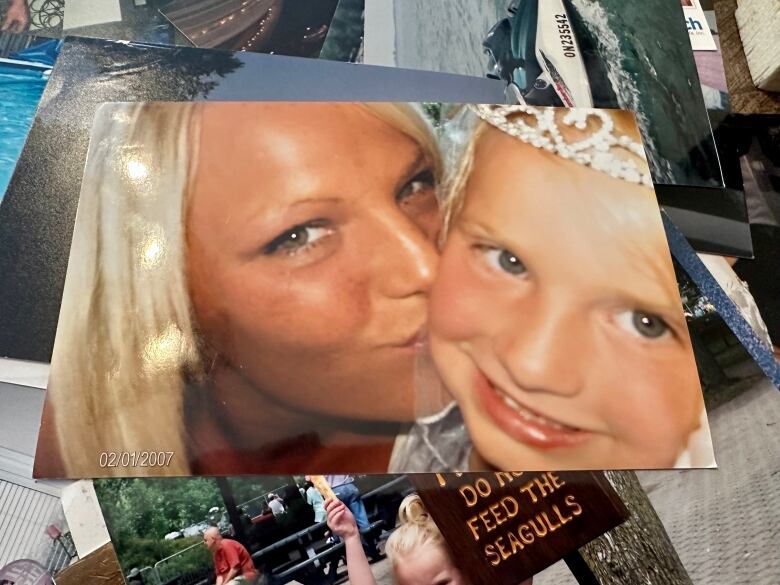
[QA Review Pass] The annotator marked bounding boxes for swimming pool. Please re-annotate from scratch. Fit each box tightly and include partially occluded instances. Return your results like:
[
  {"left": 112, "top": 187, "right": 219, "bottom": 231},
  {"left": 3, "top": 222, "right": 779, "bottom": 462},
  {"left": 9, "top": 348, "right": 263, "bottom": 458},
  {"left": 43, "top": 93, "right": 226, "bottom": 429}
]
[{"left": 0, "top": 59, "right": 49, "bottom": 201}]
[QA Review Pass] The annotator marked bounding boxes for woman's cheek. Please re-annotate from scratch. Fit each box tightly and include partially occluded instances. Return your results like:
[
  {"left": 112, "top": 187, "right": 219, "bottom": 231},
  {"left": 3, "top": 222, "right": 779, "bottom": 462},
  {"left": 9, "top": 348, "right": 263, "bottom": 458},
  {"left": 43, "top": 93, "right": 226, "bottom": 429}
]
[{"left": 228, "top": 260, "right": 373, "bottom": 356}]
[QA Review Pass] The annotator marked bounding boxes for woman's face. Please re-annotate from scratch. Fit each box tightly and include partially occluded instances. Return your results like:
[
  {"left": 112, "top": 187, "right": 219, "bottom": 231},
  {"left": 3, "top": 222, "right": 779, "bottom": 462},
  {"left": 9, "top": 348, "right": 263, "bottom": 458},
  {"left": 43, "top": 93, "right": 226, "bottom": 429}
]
[
  {"left": 394, "top": 546, "right": 467, "bottom": 585},
  {"left": 187, "top": 103, "right": 439, "bottom": 422},
  {"left": 429, "top": 128, "right": 704, "bottom": 469}
]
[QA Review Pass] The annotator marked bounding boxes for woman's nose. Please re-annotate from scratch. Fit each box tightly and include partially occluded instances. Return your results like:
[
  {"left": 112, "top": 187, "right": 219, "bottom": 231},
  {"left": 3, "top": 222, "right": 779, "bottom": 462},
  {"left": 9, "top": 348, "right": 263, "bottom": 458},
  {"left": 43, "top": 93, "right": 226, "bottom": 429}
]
[
  {"left": 492, "top": 296, "right": 585, "bottom": 397},
  {"left": 371, "top": 211, "right": 439, "bottom": 299}
]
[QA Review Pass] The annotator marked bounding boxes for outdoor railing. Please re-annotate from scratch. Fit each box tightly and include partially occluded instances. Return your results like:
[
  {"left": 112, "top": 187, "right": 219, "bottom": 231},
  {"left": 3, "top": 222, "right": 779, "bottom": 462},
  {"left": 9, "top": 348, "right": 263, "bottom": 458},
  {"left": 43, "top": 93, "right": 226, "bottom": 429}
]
[{"left": 153, "top": 541, "right": 211, "bottom": 585}]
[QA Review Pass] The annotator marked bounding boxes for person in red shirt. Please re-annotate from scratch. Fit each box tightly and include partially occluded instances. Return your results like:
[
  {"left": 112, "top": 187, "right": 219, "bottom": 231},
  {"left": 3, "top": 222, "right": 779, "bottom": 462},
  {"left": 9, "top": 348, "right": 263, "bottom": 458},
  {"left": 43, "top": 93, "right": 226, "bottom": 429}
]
[{"left": 203, "top": 527, "right": 259, "bottom": 585}]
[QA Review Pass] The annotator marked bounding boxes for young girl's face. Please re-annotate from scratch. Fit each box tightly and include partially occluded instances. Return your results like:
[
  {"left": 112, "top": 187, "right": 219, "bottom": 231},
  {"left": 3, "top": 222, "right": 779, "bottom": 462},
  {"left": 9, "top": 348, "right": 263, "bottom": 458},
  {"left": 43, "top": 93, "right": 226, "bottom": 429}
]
[
  {"left": 394, "top": 546, "right": 467, "bottom": 585},
  {"left": 429, "top": 127, "right": 704, "bottom": 470}
]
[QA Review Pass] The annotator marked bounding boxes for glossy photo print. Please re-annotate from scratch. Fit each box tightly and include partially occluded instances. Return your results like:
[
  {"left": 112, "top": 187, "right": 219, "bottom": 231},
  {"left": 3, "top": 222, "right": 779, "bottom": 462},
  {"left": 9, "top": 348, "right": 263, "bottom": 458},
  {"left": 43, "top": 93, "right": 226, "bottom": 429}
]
[
  {"left": 391, "top": 104, "right": 716, "bottom": 474},
  {"left": 91, "top": 472, "right": 623, "bottom": 585},
  {"left": 91, "top": 475, "right": 428, "bottom": 585},
  {"left": 33, "top": 102, "right": 714, "bottom": 479},
  {"left": 0, "top": 32, "right": 59, "bottom": 201},
  {"left": 160, "top": 0, "right": 340, "bottom": 58},
  {"left": 62, "top": 0, "right": 340, "bottom": 57}
]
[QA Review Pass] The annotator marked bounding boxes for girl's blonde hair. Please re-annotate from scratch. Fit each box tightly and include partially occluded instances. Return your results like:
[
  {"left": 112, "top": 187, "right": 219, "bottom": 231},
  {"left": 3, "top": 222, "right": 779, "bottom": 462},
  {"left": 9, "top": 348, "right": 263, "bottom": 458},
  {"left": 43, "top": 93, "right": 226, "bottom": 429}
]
[
  {"left": 385, "top": 494, "right": 448, "bottom": 566},
  {"left": 46, "top": 101, "right": 441, "bottom": 477}
]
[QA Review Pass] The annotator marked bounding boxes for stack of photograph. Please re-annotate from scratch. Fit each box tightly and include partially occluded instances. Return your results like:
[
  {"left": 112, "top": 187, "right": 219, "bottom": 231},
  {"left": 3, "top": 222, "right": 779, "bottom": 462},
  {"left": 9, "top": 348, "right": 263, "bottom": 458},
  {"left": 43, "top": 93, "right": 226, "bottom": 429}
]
[{"left": 0, "top": 1, "right": 778, "bottom": 585}]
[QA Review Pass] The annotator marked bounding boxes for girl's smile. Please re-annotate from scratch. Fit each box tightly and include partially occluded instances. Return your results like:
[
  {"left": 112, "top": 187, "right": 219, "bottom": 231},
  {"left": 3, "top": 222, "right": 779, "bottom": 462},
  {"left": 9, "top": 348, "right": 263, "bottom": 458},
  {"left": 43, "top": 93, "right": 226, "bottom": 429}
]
[{"left": 474, "top": 368, "right": 594, "bottom": 449}]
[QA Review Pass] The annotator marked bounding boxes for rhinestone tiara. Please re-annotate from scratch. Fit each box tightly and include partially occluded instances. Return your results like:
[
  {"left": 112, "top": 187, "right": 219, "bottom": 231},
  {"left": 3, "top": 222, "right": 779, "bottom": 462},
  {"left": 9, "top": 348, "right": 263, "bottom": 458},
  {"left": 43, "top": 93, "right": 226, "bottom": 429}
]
[{"left": 469, "top": 104, "right": 653, "bottom": 187}]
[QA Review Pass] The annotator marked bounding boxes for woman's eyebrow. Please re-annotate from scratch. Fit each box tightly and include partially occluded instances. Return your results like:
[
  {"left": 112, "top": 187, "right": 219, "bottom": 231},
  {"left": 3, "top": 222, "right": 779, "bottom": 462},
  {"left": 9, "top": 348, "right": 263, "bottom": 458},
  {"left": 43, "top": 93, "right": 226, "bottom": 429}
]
[{"left": 287, "top": 196, "right": 342, "bottom": 209}]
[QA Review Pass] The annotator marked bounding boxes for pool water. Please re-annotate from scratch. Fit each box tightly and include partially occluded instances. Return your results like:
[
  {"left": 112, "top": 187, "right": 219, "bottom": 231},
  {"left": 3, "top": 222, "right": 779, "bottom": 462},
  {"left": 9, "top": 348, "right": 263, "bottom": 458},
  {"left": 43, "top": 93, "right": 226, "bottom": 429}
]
[{"left": 0, "top": 64, "right": 47, "bottom": 200}]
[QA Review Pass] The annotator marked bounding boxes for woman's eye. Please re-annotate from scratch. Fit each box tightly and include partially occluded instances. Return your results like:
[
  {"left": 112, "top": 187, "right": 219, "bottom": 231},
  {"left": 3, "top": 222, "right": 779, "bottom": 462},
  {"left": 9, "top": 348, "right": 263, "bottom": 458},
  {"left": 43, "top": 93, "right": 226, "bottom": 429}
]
[
  {"left": 397, "top": 169, "right": 436, "bottom": 202},
  {"left": 616, "top": 310, "right": 671, "bottom": 339},
  {"left": 263, "top": 222, "right": 332, "bottom": 255},
  {"left": 481, "top": 246, "right": 527, "bottom": 276}
]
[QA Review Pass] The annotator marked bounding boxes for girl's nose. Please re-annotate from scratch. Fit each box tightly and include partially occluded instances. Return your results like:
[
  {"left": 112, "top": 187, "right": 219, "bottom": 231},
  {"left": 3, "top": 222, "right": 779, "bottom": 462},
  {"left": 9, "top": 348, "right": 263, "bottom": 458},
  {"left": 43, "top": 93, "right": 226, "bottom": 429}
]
[{"left": 492, "top": 295, "right": 585, "bottom": 397}]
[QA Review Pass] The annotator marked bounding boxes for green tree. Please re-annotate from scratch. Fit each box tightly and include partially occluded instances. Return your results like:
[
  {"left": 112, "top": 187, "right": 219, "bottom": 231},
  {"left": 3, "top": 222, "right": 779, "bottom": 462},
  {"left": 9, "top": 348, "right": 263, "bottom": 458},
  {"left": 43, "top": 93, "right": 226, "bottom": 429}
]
[{"left": 94, "top": 477, "right": 223, "bottom": 562}]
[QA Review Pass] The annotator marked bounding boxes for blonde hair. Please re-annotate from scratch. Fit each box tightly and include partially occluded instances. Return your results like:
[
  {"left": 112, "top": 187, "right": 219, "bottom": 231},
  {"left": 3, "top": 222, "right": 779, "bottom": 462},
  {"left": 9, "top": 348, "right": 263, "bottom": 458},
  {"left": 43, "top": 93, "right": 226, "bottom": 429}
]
[
  {"left": 365, "top": 102, "right": 443, "bottom": 179},
  {"left": 385, "top": 494, "right": 448, "bottom": 567},
  {"left": 46, "top": 102, "right": 441, "bottom": 477}
]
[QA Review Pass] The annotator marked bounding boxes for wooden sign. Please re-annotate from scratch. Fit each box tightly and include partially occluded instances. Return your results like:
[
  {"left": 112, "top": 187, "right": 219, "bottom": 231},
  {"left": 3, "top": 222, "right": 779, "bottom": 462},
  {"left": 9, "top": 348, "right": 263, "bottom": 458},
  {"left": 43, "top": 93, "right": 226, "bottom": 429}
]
[
  {"left": 54, "top": 543, "right": 125, "bottom": 585},
  {"left": 411, "top": 471, "right": 629, "bottom": 585}
]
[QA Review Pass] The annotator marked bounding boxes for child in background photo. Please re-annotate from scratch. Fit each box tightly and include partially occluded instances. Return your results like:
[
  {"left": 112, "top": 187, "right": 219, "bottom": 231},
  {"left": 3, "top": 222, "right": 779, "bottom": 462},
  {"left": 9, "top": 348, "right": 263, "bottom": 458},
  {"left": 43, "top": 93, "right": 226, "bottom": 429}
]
[
  {"left": 324, "top": 495, "right": 531, "bottom": 585},
  {"left": 398, "top": 104, "right": 715, "bottom": 473}
]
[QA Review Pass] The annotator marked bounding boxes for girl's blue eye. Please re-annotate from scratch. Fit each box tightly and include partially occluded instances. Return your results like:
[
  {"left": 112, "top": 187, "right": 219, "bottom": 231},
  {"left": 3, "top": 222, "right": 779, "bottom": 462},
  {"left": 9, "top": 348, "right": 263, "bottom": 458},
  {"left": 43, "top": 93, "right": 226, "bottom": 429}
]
[
  {"left": 616, "top": 310, "right": 671, "bottom": 339},
  {"left": 482, "top": 247, "right": 527, "bottom": 276}
]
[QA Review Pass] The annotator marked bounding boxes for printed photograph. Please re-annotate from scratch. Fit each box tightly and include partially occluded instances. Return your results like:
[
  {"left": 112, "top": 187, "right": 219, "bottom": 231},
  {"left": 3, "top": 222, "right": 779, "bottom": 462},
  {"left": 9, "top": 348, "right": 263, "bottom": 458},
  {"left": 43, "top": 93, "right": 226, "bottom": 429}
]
[
  {"left": 32, "top": 101, "right": 713, "bottom": 479},
  {"left": 680, "top": 0, "right": 716, "bottom": 52},
  {"left": 92, "top": 474, "right": 425, "bottom": 585},
  {"left": 684, "top": 0, "right": 729, "bottom": 111},
  {"left": 90, "top": 449, "right": 780, "bottom": 585},
  {"left": 92, "top": 472, "right": 626, "bottom": 585},
  {"left": 62, "top": 0, "right": 186, "bottom": 46},
  {"left": 160, "top": 0, "right": 340, "bottom": 58},
  {"left": 0, "top": 30, "right": 59, "bottom": 201},
  {"left": 363, "top": 0, "right": 722, "bottom": 189},
  {"left": 62, "top": 0, "right": 341, "bottom": 58},
  {"left": 0, "top": 0, "right": 62, "bottom": 36},
  {"left": 0, "top": 36, "right": 503, "bottom": 366}
]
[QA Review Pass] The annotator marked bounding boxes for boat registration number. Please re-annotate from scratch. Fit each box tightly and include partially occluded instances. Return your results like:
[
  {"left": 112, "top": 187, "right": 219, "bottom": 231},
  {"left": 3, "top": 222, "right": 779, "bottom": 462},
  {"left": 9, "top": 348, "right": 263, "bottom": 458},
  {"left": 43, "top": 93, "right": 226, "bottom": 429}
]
[{"left": 555, "top": 14, "right": 577, "bottom": 58}]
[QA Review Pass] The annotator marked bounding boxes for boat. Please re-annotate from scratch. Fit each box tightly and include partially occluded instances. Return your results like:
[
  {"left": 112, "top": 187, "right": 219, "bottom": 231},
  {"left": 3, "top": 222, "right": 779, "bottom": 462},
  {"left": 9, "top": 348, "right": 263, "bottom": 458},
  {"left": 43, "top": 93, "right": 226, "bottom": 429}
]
[{"left": 484, "top": 0, "right": 594, "bottom": 107}]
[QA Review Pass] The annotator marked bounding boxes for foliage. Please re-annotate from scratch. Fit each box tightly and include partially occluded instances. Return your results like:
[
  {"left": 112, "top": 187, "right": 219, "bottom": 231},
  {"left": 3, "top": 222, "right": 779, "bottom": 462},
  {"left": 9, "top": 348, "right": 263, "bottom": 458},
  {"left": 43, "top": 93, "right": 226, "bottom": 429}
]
[
  {"left": 94, "top": 477, "right": 223, "bottom": 563},
  {"left": 94, "top": 475, "right": 303, "bottom": 574}
]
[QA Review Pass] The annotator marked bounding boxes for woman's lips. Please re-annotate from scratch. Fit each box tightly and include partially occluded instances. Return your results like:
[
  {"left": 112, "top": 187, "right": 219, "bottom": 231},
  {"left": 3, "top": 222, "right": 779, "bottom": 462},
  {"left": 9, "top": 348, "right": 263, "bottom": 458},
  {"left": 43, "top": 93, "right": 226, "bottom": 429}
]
[{"left": 474, "top": 370, "right": 592, "bottom": 450}]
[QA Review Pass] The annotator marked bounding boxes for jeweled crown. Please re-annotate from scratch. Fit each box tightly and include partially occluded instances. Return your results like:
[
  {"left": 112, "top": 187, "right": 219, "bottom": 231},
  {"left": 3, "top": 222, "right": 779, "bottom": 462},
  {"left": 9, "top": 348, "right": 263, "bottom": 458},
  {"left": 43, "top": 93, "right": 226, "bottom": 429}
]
[{"left": 469, "top": 104, "right": 653, "bottom": 187}]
